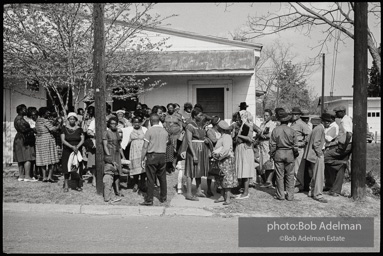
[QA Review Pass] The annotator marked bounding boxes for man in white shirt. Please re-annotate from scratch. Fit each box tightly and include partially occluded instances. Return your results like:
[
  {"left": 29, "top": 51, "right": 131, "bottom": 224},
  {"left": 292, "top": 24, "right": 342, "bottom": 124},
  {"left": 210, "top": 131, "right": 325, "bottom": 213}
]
[{"left": 324, "top": 111, "right": 339, "bottom": 146}]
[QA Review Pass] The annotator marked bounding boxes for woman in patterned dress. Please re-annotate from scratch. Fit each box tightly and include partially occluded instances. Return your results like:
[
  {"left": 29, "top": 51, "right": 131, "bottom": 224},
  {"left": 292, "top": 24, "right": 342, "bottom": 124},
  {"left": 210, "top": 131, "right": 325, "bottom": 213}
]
[
  {"left": 129, "top": 116, "right": 147, "bottom": 193},
  {"left": 164, "top": 103, "right": 183, "bottom": 173},
  {"left": 184, "top": 108, "right": 212, "bottom": 201},
  {"left": 212, "top": 120, "right": 238, "bottom": 205},
  {"left": 60, "top": 112, "right": 85, "bottom": 192},
  {"left": 35, "top": 107, "right": 61, "bottom": 182},
  {"left": 13, "top": 104, "right": 37, "bottom": 182},
  {"left": 103, "top": 117, "right": 127, "bottom": 197}
]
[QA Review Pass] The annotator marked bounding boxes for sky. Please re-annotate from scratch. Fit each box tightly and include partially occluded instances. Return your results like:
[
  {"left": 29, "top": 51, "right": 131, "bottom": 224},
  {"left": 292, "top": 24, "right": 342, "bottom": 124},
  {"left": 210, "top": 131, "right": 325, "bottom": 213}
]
[{"left": 150, "top": 2, "right": 381, "bottom": 98}]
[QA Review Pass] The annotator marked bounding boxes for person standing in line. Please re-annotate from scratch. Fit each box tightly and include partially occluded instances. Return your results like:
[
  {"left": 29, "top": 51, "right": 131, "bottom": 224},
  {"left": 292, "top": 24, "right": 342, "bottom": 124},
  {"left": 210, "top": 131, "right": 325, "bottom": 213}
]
[
  {"left": 105, "top": 103, "right": 115, "bottom": 121},
  {"left": 212, "top": 120, "right": 238, "bottom": 205},
  {"left": 259, "top": 109, "right": 276, "bottom": 188},
  {"left": 76, "top": 108, "right": 84, "bottom": 124},
  {"left": 116, "top": 109, "right": 131, "bottom": 129},
  {"left": 86, "top": 107, "right": 97, "bottom": 186},
  {"left": 183, "top": 108, "right": 212, "bottom": 201},
  {"left": 35, "top": 107, "right": 61, "bottom": 182},
  {"left": 301, "top": 113, "right": 313, "bottom": 130},
  {"left": 13, "top": 104, "right": 38, "bottom": 182},
  {"left": 289, "top": 107, "right": 312, "bottom": 192},
  {"left": 60, "top": 112, "right": 84, "bottom": 192},
  {"left": 238, "top": 102, "right": 254, "bottom": 124},
  {"left": 129, "top": 116, "right": 148, "bottom": 193},
  {"left": 24, "top": 106, "right": 39, "bottom": 180},
  {"left": 302, "top": 112, "right": 332, "bottom": 203},
  {"left": 103, "top": 117, "right": 126, "bottom": 197},
  {"left": 139, "top": 114, "right": 169, "bottom": 206},
  {"left": 206, "top": 116, "right": 222, "bottom": 197},
  {"left": 270, "top": 110, "right": 298, "bottom": 201},
  {"left": 180, "top": 102, "right": 193, "bottom": 125},
  {"left": 164, "top": 103, "right": 183, "bottom": 173},
  {"left": 234, "top": 111, "right": 255, "bottom": 199}
]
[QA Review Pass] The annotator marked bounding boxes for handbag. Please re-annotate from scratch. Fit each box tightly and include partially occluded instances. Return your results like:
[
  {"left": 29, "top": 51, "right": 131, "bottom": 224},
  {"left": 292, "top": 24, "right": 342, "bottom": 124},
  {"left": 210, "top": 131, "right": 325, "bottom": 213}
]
[
  {"left": 83, "top": 137, "right": 95, "bottom": 151},
  {"left": 208, "top": 160, "right": 224, "bottom": 177},
  {"left": 24, "top": 129, "right": 36, "bottom": 146}
]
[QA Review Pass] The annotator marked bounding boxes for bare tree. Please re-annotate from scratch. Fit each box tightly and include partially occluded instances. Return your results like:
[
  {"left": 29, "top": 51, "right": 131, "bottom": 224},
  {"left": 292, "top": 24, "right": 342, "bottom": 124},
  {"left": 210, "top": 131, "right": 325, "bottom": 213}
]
[{"left": 234, "top": 2, "right": 381, "bottom": 76}]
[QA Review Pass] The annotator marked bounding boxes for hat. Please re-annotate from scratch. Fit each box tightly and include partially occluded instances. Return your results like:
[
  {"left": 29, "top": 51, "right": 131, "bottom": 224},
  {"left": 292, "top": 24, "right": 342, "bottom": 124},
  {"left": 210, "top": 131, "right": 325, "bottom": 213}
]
[
  {"left": 291, "top": 107, "right": 303, "bottom": 115},
  {"left": 116, "top": 109, "right": 125, "bottom": 114},
  {"left": 333, "top": 105, "right": 346, "bottom": 112},
  {"left": 327, "top": 110, "right": 336, "bottom": 118},
  {"left": 67, "top": 112, "right": 78, "bottom": 120},
  {"left": 239, "top": 102, "right": 249, "bottom": 108},
  {"left": 211, "top": 116, "right": 221, "bottom": 126},
  {"left": 274, "top": 108, "right": 285, "bottom": 119},
  {"left": 320, "top": 113, "right": 333, "bottom": 122},
  {"left": 277, "top": 109, "right": 292, "bottom": 122},
  {"left": 217, "top": 120, "right": 230, "bottom": 130}
]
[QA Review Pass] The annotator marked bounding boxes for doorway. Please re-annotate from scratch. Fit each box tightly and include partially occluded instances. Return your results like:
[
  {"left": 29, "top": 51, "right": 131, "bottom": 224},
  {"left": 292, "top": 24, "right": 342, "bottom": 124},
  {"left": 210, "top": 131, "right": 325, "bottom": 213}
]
[{"left": 196, "top": 88, "right": 224, "bottom": 119}]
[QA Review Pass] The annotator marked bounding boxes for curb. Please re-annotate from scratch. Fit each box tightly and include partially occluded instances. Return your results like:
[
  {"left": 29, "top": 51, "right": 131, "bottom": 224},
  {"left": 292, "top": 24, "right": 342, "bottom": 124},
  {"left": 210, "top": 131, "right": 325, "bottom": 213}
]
[{"left": 3, "top": 203, "right": 216, "bottom": 217}]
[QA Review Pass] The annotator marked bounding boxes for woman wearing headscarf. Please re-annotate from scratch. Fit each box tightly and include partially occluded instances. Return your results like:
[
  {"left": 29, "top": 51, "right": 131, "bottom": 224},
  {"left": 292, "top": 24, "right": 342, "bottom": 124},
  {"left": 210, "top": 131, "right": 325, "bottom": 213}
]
[
  {"left": 116, "top": 109, "right": 132, "bottom": 129},
  {"left": 60, "top": 112, "right": 85, "bottom": 192},
  {"left": 205, "top": 116, "right": 221, "bottom": 197},
  {"left": 129, "top": 116, "right": 148, "bottom": 193},
  {"left": 212, "top": 120, "right": 238, "bottom": 205},
  {"left": 35, "top": 107, "right": 61, "bottom": 182},
  {"left": 184, "top": 108, "right": 212, "bottom": 201},
  {"left": 13, "top": 104, "right": 37, "bottom": 182},
  {"left": 233, "top": 111, "right": 255, "bottom": 199}
]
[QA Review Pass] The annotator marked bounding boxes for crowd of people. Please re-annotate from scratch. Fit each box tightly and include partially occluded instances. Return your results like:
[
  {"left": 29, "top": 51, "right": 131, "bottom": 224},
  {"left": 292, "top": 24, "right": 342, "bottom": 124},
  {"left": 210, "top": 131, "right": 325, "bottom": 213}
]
[{"left": 12, "top": 100, "right": 353, "bottom": 205}]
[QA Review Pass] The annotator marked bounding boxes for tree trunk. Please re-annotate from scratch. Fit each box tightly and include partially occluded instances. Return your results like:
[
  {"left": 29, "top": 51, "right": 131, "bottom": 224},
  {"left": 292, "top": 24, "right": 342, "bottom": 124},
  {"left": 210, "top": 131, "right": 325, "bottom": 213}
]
[{"left": 367, "top": 34, "right": 381, "bottom": 76}]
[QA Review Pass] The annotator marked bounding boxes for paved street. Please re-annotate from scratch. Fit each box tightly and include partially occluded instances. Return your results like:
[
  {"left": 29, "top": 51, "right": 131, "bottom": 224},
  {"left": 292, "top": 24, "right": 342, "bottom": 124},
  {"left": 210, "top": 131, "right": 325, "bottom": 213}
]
[{"left": 3, "top": 212, "right": 380, "bottom": 253}]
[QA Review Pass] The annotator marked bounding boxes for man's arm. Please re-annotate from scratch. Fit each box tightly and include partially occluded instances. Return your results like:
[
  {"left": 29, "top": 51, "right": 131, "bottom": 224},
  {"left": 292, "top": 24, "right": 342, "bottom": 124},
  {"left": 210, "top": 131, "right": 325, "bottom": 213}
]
[{"left": 141, "top": 140, "right": 149, "bottom": 168}]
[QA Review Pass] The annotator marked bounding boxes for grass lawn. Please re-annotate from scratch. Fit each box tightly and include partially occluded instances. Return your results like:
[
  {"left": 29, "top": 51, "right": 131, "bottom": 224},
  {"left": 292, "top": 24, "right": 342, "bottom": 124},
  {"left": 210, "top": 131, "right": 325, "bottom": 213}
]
[
  {"left": 3, "top": 143, "right": 380, "bottom": 217},
  {"left": 3, "top": 167, "right": 178, "bottom": 207}
]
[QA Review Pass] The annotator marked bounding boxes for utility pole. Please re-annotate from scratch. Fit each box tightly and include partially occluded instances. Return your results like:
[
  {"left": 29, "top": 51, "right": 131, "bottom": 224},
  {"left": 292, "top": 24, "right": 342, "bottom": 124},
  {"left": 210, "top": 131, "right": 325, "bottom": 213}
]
[
  {"left": 93, "top": 3, "right": 106, "bottom": 195},
  {"left": 321, "top": 53, "right": 325, "bottom": 114},
  {"left": 351, "top": 2, "right": 368, "bottom": 200}
]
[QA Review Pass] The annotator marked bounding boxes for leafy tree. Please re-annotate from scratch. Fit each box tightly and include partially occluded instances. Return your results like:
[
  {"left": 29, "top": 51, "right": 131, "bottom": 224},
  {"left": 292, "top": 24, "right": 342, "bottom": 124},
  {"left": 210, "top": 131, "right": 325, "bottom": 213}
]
[
  {"left": 273, "top": 61, "right": 317, "bottom": 113},
  {"left": 3, "top": 3, "right": 172, "bottom": 116},
  {"left": 368, "top": 43, "right": 381, "bottom": 97}
]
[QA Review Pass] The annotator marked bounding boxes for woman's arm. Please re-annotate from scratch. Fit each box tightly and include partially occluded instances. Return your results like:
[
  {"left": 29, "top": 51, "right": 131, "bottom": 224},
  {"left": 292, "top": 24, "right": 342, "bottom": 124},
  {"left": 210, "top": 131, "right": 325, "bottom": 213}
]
[
  {"left": 186, "top": 127, "right": 197, "bottom": 162},
  {"left": 77, "top": 133, "right": 85, "bottom": 149},
  {"left": 61, "top": 133, "right": 76, "bottom": 151}
]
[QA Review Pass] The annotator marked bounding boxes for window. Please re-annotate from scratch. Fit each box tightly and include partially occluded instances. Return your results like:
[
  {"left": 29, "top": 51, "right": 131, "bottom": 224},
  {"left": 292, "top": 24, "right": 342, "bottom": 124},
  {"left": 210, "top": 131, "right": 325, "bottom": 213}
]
[
  {"left": 372, "top": 112, "right": 376, "bottom": 117},
  {"left": 376, "top": 112, "right": 380, "bottom": 117},
  {"left": 368, "top": 112, "right": 371, "bottom": 117}
]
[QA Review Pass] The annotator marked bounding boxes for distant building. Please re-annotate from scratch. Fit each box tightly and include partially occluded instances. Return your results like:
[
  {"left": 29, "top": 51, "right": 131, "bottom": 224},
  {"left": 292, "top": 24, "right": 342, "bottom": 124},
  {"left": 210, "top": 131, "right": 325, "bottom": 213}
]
[{"left": 324, "top": 96, "right": 381, "bottom": 140}]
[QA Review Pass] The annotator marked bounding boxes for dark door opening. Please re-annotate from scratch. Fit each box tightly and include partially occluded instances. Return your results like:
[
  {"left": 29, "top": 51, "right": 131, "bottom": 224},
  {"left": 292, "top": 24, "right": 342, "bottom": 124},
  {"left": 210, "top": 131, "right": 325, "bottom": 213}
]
[{"left": 196, "top": 88, "right": 224, "bottom": 119}]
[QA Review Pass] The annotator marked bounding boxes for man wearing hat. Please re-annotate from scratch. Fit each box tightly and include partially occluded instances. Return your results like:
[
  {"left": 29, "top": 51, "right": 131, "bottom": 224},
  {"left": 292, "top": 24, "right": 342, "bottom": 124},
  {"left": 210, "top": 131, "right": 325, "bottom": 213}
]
[
  {"left": 302, "top": 112, "right": 332, "bottom": 203},
  {"left": 333, "top": 105, "right": 353, "bottom": 148},
  {"left": 289, "top": 107, "right": 312, "bottom": 192},
  {"left": 269, "top": 109, "right": 299, "bottom": 201},
  {"left": 301, "top": 113, "right": 313, "bottom": 130},
  {"left": 239, "top": 102, "right": 254, "bottom": 124}
]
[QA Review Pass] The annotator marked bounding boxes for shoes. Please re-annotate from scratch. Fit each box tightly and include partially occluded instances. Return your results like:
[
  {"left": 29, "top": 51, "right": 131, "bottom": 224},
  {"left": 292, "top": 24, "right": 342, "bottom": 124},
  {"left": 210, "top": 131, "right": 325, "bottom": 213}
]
[
  {"left": 260, "top": 183, "right": 274, "bottom": 189},
  {"left": 38, "top": 177, "right": 43, "bottom": 181},
  {"left": 328, "top": 192, "right": 340, "bottom": 197},
  {"left": 159, "top": 198, "right": 167, "bottom": 203},
  {"left": 195, "top": 192, "right": 206, "bottom": 198},
  {"left": 313, "top": 197, "right": 328, "bottom": 203},
  {"left": 48, "top": 179, "right": 56, "bottom": 183},
  {"left": 236, "top": 194, "right": 249, "bottom": 200},
  {"left": 294, "top": 187, "right": 300, "bottom": 193},
  {"left": 75, "top": 187, "right": 83, "bottom": 192},
  {"left": 133, "top": 185, "right": 138, "bottom": 193},
  {"left": 115, "top": 193, "right": 124, "bottom": 197},
  {"left": 177, "top": 189, "right": 183, "bottom": 194},
  {"left": 64, "top": 188, "right": 69, "bottom": 193},
  {"left": 110, "top": 198, "right": 122, "bottom": 203},
  {"left": 139, "top": 201, "right": 153, "bottom": 206},
  {"left": 43, "top": 179, "right": 49, "bottom": 183},
  {"left": 323, "top": 187, "right": 331, "bottom": 192},
  {"left": 206, "top": 191, "right": 214, "bottom": 198},
  {"left": 18, "top": 178, "right": 24, "bottom": 181},
  {"left": 24, "top": 178, "right": 38, "bottom": 182},
  {"left": 214, "top": 197, "right": 225, "bottom": 203},
  {"left": 185, "top": 195, "right": 199, "bottom": 201},
  {"left": 223, "top": 201, "right": 231, "bottom": 205},
  {"left": 216, "top": 188, "right": 222, "bottom": 194},
  {"left": 273, "top": 195, "right": 285, "bottom": 200}
]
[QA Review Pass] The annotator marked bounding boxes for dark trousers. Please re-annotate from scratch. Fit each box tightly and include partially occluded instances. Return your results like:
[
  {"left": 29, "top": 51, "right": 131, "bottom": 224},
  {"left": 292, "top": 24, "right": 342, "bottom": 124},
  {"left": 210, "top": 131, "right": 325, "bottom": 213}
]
[
  {"left": 145, "top": 153, "right": 167, "bottom": 202},
  {"left": 325, "top": 162, "right": 346, "bottom": 194}
]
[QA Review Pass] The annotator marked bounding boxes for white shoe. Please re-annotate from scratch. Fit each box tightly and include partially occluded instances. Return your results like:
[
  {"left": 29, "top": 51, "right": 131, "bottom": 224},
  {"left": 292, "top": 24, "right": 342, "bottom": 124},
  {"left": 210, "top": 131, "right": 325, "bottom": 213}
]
[
  {"left": 18, "top": 178, "right": 24, "bottom": 181},
  {"left": 24, "top": 178, "right": 38, "bottom": 182},
  {"left": 177, "top": 189, "right": 183, "bottom": 194}
]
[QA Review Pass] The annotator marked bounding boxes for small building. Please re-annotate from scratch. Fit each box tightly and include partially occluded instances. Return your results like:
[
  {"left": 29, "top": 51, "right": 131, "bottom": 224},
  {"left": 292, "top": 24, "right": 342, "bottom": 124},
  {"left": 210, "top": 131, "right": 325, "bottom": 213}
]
[
  {"left": 3, "top": 27, "right": 263, "bottom": 165},
  {"left": 324, "top": 96, "right": 381, "bottom": 140}
]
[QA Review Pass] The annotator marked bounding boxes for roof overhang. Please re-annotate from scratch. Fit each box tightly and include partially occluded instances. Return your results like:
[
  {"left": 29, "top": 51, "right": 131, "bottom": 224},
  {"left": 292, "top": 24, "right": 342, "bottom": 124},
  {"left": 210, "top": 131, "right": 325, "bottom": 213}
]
[{"left": 112, "top": 70, "right": 254, "bottom": 76}]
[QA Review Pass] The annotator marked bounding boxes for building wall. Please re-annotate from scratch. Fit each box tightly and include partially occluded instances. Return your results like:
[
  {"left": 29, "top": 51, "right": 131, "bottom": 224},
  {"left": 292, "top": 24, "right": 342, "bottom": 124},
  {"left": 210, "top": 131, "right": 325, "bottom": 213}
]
[{"left": 138, "top": 75, "right": 255, "bottom": 124}]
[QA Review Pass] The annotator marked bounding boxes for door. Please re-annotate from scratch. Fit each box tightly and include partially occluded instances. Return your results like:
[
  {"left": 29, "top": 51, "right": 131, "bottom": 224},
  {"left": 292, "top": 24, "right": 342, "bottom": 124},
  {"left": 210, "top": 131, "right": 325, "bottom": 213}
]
[{"left": 196, "top": 88, "right": 224, "bottom": 119}]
